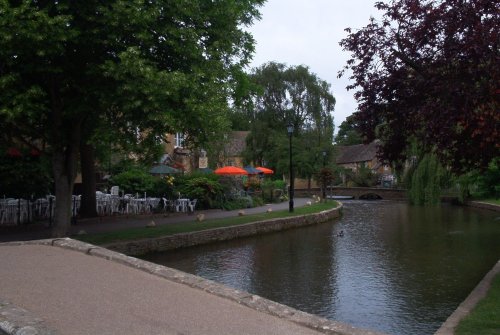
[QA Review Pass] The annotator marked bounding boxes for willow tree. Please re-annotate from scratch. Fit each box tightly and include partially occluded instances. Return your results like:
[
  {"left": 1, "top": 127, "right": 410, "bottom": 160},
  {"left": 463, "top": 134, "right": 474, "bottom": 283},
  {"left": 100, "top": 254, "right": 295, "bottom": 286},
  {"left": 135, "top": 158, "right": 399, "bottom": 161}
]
[
  {"left": 409, "top": 153, "right": 445, "bottom": 205},
  {"left": 0, "top": 0, "right": 264, "bottom": 236},
  {"left": 242, "top": 62, "right": 336, "bottom": 180}
]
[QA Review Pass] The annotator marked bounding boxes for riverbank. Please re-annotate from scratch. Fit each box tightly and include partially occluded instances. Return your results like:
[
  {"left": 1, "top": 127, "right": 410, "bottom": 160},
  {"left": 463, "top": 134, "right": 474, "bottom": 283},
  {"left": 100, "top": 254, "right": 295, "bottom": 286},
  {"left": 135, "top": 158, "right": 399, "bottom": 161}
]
[
  {"left": 2, "top": 199, "right": 496, "bottom": 334},
  {"left": 436, "top": 261, "right": 500, "bottom": 335},
  {"left": 435, "top": 199, "right": 500, "bottom": 335},
  {"left": 1, "top": 239, "right": 384, "bottom": 335},
  {"left": 465, "top": 200, "right": 500, "bottom": 212},
  {"left": 94, "top": 201, "right": 342, "bottom": 256}
]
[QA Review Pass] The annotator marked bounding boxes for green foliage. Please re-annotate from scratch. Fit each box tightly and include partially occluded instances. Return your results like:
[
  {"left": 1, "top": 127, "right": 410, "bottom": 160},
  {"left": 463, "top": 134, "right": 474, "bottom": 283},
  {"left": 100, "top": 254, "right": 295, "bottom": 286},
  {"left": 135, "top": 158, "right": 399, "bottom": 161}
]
[
  {"left": 0, "top": 148, "right": 52, "bottom": 198},
  {"left": 0, "top": 0, "right": 265, "bottom": 234},
  {"left": 409, "top": 154, "right": 446, "bottom": 206},
  {"left": 335, "top": 116, "right": 363, "bottom": 145},
  {"left": 347, "top": 164, "right": 377, "bottom": 187},
  {"left": 260, "top": 179, "right": 286, "bottom": 203},
  {"left": 109, "top": 168, "right": 156, "bottom": 195},
  {"left": 240, "top": 62, "right": 336, "bottom": 177},
  {"left": 456, "top": 274, "right": 500, "bottom": 335},
  {"left": 315, "top": 167, "right": 337, "bottom": 200},
  {"left": 244, "top": 179, "right": 261, "bottom": 192},
  {"left": 458, "top": 158, "right": 500, "bottom": 201},
  {"left": 315, "top": 167, "right": 336, "bottom": 188},
  {"left": 174, "top": 174, "right": 224, "bottom": 209}
]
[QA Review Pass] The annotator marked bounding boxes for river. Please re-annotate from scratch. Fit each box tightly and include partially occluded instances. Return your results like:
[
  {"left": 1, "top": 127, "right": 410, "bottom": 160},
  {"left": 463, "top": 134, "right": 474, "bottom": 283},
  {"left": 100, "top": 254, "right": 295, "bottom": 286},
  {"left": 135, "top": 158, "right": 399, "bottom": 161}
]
[{"left": 143, "top": 201, "right": 500, "bottom": 335}]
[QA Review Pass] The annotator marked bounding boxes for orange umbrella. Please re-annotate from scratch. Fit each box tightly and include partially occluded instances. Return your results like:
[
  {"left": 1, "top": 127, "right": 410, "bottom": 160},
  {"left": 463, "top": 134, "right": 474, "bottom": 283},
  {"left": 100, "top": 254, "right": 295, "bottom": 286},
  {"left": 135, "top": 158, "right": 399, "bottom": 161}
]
[
  {"left": 214, "top": 166, "right": 249, "bottom": 175},
  {"left": 256, "top": 167, "right": 274, "bottom": 174}
]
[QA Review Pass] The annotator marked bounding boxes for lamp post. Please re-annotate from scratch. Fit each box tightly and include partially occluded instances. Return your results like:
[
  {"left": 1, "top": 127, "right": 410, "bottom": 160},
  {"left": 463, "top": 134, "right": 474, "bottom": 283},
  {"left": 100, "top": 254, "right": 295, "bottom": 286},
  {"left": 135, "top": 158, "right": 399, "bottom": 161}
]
[
  {"left": 322, "top": 150, "right": 327, "bottom": 201},
  {"left": 287, "top": 123, "right": 294, "bottom": 212}
]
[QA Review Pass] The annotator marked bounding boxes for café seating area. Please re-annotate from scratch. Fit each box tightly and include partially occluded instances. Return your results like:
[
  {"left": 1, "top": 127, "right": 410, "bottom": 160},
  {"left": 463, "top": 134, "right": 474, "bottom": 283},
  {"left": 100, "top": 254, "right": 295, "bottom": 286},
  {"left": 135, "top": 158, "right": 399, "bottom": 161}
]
[{"left": 0, "top": 187, "right": 197, "bottom": 226}]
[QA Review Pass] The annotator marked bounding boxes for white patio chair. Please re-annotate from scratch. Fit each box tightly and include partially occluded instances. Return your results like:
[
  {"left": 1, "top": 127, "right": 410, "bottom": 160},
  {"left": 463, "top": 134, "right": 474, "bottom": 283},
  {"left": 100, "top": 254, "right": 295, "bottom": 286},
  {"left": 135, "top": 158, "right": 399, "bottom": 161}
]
[
  {"left": 110, "top": 186, "right": 119, "bottom": 196},
  {"left": 175, "top": 199, "right": 188, "bottom": 212},
  {"left": 187, "top": 199, "right": 197, "bottom": 213}
]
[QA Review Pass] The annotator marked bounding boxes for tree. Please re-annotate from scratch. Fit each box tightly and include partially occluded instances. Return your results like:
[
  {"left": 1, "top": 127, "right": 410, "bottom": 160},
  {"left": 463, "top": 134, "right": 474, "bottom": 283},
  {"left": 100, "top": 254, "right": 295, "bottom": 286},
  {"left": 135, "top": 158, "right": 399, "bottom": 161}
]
[
  {"left": 335, "top": 115, "right": 363, "bottom": 145},
  {"left": 0, "top": 0, "right": 264, "bottom": 236},
  {"left": 339, "top": 0, "right": 499, "bottom": 172},
  {"left": 241, "top": 62, "right": 336, "bottom": 180},
  {"left": 408, "top": 153, "right": 446, "bottom": 205}
]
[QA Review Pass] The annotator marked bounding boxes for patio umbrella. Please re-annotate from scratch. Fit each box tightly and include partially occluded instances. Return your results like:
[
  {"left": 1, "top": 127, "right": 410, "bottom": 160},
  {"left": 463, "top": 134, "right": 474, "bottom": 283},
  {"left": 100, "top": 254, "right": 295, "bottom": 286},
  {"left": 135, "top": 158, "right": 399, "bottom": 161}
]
[
  {"left": 243, "top": 166, "right": 264, "bottom": 175},
  {"left": 149, "top": 165, "right": 181, "bottom": 175},
  {"left": 256, "top": 166, "right": 274, "bottom": 174},
  {"left": 214, "top": 166, "right": 248, "bottom": 175}
]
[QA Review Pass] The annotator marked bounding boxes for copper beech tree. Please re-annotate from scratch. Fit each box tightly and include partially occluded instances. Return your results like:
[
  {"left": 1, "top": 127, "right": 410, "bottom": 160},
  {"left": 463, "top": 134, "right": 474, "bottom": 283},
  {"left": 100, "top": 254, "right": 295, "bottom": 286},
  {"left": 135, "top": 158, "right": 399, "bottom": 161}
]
[{"left": 339, "top": 0, "right": 499, "bottom": 172}]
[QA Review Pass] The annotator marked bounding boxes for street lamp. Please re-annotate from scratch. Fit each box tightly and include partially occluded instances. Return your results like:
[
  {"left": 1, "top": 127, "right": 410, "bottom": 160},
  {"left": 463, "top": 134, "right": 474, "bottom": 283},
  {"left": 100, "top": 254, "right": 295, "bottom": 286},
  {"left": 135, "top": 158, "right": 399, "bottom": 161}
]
[
  {"left": 322, "top": 150, "right": 327, "bottom": 201},
  {"left": 287, "top": 123, "right": 294, "bottom": 212}
]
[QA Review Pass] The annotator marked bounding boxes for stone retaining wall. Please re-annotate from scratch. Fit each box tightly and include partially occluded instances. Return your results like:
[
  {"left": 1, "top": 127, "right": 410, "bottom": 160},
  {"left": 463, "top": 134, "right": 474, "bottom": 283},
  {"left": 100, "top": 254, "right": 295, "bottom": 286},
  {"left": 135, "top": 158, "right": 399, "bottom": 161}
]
[
  {"left": 104, "top": 204, "right": 343, "bottom": 256},
  {"left": 465, "top": 201, "right": 500, "bottom": 212}
]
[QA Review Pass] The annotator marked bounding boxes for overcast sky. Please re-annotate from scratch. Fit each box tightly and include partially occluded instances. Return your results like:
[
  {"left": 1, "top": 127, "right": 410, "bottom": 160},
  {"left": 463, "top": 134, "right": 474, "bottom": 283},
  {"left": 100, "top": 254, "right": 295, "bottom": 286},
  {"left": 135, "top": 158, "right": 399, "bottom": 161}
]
[{"left": 246, "top": 0, "right": 382, "bottom": 132}]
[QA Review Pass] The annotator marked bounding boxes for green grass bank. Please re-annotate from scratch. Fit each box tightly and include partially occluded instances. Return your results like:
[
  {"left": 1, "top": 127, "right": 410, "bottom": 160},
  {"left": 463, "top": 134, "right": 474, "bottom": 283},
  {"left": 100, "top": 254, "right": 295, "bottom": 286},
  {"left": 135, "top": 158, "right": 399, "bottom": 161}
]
[
  {"left": 456, "top": 273, "right": 500, "bottom": 335},
  {"left": 75, "top": 201, "right": 338, "bottom": 246}
]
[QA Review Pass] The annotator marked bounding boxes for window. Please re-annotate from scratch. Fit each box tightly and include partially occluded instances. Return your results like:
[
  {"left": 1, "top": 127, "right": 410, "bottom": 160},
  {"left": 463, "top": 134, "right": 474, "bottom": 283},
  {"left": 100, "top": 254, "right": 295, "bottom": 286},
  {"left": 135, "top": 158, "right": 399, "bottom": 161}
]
[{"left": 175, "top": 133, "right": 185, "bottom": 148}]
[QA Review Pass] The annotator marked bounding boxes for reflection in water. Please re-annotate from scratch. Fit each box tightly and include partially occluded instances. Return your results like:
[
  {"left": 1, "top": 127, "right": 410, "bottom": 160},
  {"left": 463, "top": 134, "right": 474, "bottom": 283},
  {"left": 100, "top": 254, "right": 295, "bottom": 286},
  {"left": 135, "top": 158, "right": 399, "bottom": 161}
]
[{"left": 143, "top": 201, "right": 500, "bottom": 335}]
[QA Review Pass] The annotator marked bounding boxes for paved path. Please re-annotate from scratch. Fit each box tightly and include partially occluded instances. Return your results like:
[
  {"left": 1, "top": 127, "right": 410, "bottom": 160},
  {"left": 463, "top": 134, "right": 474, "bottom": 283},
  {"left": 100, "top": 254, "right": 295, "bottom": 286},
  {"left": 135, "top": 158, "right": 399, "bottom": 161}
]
[
  {"left": 0, "top": 242, "right": 332, "bottom": 335},
  {"left": 0, "top": 197, "right": 365, "bottom": 335},
  {"left": 0, "top": 198, "right": 312, "bottom": 242}
]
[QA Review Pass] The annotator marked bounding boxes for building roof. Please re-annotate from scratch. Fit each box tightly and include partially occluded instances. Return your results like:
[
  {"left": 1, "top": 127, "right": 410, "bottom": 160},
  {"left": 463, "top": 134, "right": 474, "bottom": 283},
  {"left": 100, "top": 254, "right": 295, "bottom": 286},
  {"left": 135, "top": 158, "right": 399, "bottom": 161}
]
[
  {"left": 336, "top": 140, "right": 380, "bottom": 164},
  {"left": 225, "top": 131, "right": 250, "bottom": 156}
]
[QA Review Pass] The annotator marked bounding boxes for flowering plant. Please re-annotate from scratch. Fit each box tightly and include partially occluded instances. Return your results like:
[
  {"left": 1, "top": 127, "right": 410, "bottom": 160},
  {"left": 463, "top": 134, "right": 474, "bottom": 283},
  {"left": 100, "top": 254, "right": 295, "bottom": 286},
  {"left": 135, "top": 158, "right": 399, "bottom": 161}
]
[{"left": 165, "top": 175, "right": 175, "bottom": 186}]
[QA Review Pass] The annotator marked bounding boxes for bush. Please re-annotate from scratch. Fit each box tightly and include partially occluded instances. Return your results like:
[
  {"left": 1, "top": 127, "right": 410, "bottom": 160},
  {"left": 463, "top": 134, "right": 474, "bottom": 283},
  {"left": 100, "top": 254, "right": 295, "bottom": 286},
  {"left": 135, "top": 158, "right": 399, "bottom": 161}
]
[
  {"left": 110, "top": 168, "right": 156, "bottom": 195},
  {"left": 174, "top": 173, "right": 224, "bottom": 209},
  {"left": 458, "top": 158, "right": 500, "bottom": 201},
  {"left": 261, "top": 179, "right": 286, "bottom": 203},
  {"left": 347, "top": 164, "right": 377, "bottom": 187}
]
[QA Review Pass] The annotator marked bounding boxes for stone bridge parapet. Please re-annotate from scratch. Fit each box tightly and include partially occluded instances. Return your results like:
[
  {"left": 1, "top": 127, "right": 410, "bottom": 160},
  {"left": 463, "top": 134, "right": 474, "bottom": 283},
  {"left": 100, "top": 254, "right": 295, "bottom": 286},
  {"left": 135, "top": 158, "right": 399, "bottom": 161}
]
[{"left": 296, "top": 187, "right": 407, "bottom": 200}]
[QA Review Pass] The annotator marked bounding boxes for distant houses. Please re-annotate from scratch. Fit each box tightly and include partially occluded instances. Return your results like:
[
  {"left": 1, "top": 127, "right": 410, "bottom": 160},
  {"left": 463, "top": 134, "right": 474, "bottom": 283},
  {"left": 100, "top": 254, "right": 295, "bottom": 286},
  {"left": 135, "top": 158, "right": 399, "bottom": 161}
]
[
  {"left": 336, "top": 140, "right": 394, "bottom": 187},
  {"left": 158, "top": 131, "right": 250, "bottom": 173}
]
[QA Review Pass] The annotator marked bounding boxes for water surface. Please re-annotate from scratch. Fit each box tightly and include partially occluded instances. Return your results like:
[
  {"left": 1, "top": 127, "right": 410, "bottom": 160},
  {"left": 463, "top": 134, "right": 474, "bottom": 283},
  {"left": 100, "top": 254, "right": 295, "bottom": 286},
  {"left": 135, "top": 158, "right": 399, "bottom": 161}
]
[{"left": 143, "top": 201, "right": 500, "bottom": 335}]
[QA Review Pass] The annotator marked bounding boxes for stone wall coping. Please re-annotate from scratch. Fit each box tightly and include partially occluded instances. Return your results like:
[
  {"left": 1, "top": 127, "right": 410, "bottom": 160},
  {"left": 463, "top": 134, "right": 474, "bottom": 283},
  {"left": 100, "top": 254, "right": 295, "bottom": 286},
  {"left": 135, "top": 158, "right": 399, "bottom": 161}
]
[
  {"left": 0, "top": 298, "right": 57, "bottom": 335},
  {"left": 465, "top": 200, "right": 500, "bottom": 212}
]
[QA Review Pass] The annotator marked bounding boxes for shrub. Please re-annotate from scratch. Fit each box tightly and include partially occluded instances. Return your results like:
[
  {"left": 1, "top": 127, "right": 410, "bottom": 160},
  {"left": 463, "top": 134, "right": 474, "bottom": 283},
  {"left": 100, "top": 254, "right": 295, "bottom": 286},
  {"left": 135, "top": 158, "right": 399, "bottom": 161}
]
[
  {"left": 347, "top": 164, "right": 377, "bottom": 187},
  {"left": 261, "top": 180, "right": 287, "bottom": 202},
  {"left": 110, "top": 168, "right": 156, "bottom": 195},
  {"left": 174, "top": 174, "right": 224, "bottom": 209}
]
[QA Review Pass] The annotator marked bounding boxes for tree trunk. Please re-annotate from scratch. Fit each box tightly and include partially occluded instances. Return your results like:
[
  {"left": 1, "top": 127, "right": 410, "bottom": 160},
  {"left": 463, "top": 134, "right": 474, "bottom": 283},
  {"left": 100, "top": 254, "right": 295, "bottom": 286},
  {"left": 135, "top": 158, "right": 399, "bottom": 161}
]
[
  {"left": 51, "top": 148, "right": 78, "bottom": 237},
  {"left": 79, "top": 143, "right": 97, "bottom": 218}
]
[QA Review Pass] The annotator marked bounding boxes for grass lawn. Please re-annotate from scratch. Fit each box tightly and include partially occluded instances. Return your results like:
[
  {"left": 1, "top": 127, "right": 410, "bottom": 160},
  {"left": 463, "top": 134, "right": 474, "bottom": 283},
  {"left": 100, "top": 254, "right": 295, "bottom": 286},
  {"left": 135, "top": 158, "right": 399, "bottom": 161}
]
[
  {"left": 75, "top": 201, "right": 339, "bottom": 246},
  {"left": 455, "top": 273, "right": 500, "bottom": 335}
]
